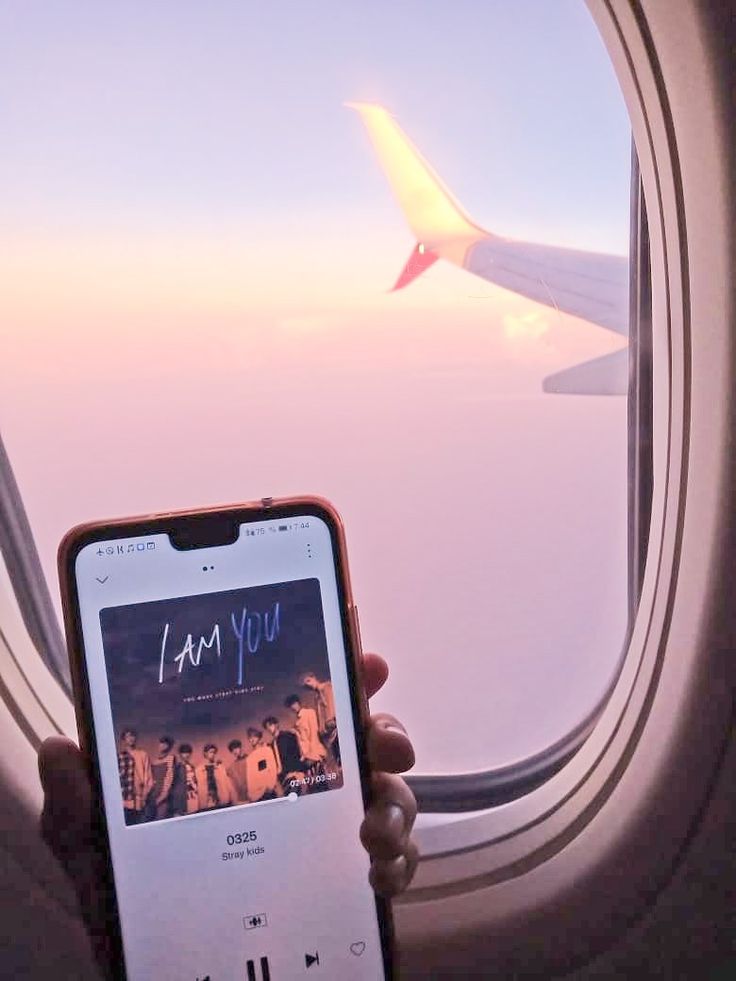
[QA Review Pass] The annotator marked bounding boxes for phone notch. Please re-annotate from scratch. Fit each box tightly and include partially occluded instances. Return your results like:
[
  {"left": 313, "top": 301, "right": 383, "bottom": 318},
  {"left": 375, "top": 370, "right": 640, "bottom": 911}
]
[{"left": 168, "top": 515, "right": 240, "bottom": 551}]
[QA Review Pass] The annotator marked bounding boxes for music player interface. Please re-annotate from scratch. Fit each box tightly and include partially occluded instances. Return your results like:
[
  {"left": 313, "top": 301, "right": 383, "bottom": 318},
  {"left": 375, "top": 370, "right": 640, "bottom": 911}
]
[{"left": 74, "top": 516, "right": 386, "bottom": 979}]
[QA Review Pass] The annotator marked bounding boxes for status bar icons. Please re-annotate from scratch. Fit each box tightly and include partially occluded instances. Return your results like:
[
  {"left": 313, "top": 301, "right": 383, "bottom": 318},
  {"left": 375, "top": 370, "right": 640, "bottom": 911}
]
[
  {"left": 96, "top": 542, "right": 155, "bottom": 557},
  {"left": 243, "top": 913, "right": 268, "bottom": 931}
]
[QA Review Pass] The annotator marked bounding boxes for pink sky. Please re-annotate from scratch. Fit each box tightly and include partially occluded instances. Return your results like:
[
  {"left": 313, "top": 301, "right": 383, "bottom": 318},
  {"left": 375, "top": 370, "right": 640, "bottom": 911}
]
[
  {"left": 0, "top": 1, "right": 631, "bottom": 775},
  {"left": 0, "top": 240, "right": 627, "bottom": 773}
]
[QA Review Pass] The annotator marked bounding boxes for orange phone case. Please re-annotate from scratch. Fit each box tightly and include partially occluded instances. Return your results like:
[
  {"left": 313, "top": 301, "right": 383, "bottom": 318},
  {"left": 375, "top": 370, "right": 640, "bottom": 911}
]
[{"left": 57, "top": 495, "right": 393, "bottom": 980}]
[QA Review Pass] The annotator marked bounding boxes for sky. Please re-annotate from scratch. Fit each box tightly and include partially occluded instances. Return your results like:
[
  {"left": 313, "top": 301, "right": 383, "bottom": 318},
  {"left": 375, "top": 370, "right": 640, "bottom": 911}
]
[{"left": 0, "top": 1, "right": 632, "bottom": 775}]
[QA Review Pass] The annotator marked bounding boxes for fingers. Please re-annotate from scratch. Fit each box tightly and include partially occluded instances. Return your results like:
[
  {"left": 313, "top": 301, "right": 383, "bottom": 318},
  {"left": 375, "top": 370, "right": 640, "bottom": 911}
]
[
  {"left": 369, "top": 839, "right": 419, "bottom": 898},
  {"left": 361, "top": 771, "right": 417, "bottom": 858},
  {"left": 38, "top": 738, "right": 117, "bottom": 976},
  {"left": 361, "top": 771, "right": 419, "bottom": 897},
  {"left": 38, "top": 735, "right": 87, "bottom": 795},
  {"left": 362, "top": 652, "right": 389, "bottom": 700},
  {"left": 359, "top": 656, "right": 419, "bottom": 896},
  {"left": 39, "top": 736, "right": 94, "bottom": 853},
  {"left": 361, "top": 652, "right": 413, "bottom": 773},
  {"left": 366, "top": 713, "right": 415, "bottom": 774}
]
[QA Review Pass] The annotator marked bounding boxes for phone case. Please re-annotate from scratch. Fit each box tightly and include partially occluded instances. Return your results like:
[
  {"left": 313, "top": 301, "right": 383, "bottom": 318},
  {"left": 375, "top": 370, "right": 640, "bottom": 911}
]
[{"left": 58, "top": 495, "right": 395, "bottom": 981}]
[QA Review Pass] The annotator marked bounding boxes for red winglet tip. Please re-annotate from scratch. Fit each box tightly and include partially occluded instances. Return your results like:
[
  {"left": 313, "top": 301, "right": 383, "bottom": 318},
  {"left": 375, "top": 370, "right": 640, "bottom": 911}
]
[{"left": 390, "top": 243, "right": 439, "bottom": 291}]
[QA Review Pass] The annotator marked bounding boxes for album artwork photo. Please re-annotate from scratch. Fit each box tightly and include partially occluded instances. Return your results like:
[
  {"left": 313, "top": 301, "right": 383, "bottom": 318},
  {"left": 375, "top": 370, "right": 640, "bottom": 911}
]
[{"left": 100, "top": 577, "right": 343, "bottom": 827}]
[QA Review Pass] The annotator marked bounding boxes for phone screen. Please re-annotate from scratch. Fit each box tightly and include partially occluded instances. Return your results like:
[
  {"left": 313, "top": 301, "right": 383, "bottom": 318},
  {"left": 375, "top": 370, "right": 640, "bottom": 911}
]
[{"left": 70, "top": 511, "right": 388, "bottom": 980}]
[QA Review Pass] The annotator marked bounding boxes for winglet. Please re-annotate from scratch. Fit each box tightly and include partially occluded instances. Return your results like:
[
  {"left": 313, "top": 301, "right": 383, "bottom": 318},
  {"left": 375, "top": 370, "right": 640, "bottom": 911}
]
[
  {"left": 391, "top": 243, "right": 440, "bottom": 291},
  {"left": 346, "top": 102, "right": 487, "bottom": 248}
]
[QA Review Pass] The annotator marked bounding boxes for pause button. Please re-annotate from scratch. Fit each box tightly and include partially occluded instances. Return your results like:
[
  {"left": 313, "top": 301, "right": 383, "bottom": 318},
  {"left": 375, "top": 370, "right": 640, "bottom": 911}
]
[{"left": 246, "top": 956, "right": 270, "bottom": 981}]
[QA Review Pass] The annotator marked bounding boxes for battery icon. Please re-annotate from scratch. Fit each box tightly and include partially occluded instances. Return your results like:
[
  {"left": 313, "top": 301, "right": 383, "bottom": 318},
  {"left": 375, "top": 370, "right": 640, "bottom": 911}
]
[{"left": 278, "top": 525, "right": 288, "bottom": 532}]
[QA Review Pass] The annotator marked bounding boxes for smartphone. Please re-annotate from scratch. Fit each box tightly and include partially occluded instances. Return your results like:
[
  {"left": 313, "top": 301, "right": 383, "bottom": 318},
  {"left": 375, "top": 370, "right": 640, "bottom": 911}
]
[{"left": 59, "top": 496, "right": 393, "bottom": 980}]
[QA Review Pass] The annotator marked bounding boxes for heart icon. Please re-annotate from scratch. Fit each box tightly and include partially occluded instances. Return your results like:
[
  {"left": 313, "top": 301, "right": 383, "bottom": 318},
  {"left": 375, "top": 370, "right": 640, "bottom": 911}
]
[{"left": 350, "top": 942, "right": 366, "bottom": 957}]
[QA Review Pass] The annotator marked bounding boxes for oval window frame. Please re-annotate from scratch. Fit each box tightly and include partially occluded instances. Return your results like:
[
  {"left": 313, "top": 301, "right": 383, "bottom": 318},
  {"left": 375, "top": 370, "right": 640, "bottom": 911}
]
[{"left": 394, "top": 0, "right": 733, "bottom": 973}]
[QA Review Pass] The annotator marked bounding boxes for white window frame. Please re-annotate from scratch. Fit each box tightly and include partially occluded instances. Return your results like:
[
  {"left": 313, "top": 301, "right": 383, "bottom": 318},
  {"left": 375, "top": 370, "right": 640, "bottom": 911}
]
[{"left": 393, "top": 0, "right": 734, "bottom": 973}]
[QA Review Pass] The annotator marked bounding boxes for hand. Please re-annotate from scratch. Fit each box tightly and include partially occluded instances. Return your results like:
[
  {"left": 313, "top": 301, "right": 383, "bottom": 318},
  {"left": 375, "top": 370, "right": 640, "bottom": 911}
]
[
  {"left": 38, "top": 651, "right": 418, "bottom": 973},
  {"left": 360, "top": 652, "right": 419, "bottom": 897},
  {"left": 38, "top": 736, "right": 114, "bottom": 974}
]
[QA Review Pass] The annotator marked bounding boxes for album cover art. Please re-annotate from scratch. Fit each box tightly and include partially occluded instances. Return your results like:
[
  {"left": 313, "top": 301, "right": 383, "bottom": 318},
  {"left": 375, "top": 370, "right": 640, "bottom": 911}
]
[{"left": 100, "top": 577, "right": 343, "bottom": 826}]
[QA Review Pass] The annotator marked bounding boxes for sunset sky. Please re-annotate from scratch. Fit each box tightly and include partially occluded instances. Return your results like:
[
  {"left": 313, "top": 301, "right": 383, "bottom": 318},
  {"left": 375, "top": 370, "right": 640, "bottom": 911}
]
[{"left": 0, "top": 1, "right": 631, "bottom": 775}]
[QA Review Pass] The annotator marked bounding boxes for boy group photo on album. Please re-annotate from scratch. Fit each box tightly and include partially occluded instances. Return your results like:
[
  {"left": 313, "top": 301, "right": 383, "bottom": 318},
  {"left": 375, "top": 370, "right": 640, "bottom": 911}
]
[
  {"left": 117, "top": 670, "right": 341, "bottom": 825},
  {"left": 102, "top": 577, "right": 344, "bottom": 826}
]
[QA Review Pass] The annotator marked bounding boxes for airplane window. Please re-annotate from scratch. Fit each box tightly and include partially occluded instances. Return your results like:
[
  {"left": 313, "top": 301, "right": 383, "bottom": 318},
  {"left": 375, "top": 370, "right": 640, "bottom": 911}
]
[{"left": 0, "top": 1, "right": 641, "bottom": 802}]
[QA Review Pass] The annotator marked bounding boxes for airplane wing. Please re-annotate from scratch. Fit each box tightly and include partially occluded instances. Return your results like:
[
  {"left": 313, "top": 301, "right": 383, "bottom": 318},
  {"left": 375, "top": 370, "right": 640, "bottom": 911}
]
[{"left": 348, "top": 103, "right": 629, "bottom": 394}]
